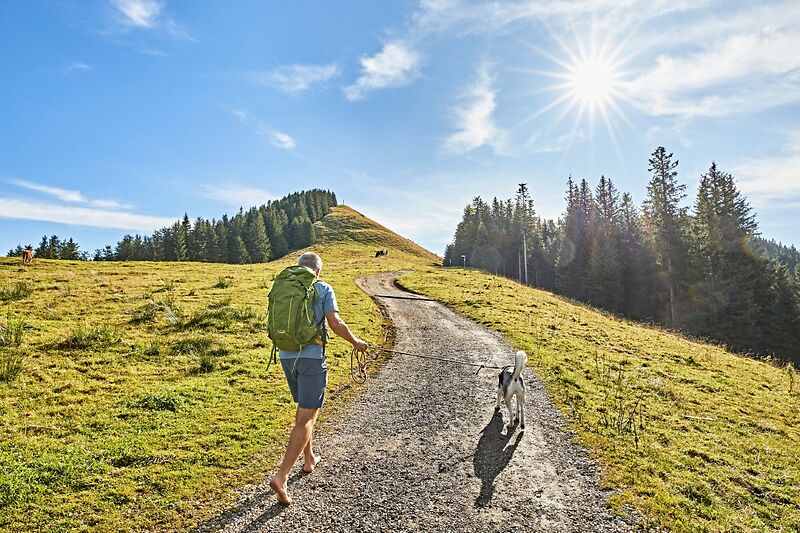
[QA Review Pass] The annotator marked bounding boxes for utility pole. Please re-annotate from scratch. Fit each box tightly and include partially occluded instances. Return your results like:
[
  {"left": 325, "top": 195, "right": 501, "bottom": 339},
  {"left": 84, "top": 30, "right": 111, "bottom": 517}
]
[
  {"left": 461, "top": 254, "right": 466, "bottom": 268},
  {"left": 517, "top": 183, "right": 529, "bottom": 285}
]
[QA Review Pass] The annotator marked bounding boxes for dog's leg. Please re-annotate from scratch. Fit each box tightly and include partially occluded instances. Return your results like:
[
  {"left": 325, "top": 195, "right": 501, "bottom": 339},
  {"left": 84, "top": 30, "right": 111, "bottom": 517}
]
[
  {"left": 505, "top": 393, "right": 515, "bottom": 430},
  {"left": 518, "top": 389, "right": 526, "bottom": 430},
  {"left": 495, "top": 386, "right": 502, "bottom": 412}
]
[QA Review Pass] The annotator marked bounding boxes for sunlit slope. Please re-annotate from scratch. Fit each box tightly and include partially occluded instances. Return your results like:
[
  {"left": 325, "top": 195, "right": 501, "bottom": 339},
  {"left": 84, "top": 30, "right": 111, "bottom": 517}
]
[
  {"left": 399, "top": 268, "right": 800, "bottom": 531},
  {"left": 0, "top": 206, "right": 437, "bottom": 531},
  {"left": 315, "top": 205, "right": 440, "bottom": 263}
]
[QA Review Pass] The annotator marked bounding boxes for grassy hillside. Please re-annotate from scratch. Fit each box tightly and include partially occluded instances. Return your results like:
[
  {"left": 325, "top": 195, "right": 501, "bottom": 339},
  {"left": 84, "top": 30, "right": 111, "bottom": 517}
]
[
  {"left": 0, "top": 206, "right": 437, "bottom": 531},
  {"left": 399, "top": 268, "right": 800, "bottom": 531}
]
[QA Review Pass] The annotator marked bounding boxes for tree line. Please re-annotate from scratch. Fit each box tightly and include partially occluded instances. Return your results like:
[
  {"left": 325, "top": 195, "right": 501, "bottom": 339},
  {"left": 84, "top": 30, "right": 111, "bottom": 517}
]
[
  {"left": 6, "top": 189, "right": 337, "bottom": 264},
  {"left": 444, "top": 147, "right": 800, "bottom": 363},
  {"left": 7, "top": 236, "right": 87, "bottom": 260},
  {"left": 97, "top": 189, "right": 336, "bottom": 263}
]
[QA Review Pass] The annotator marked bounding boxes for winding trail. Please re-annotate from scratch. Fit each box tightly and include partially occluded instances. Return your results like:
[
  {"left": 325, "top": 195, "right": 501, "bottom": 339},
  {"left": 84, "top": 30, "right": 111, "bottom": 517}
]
[{"left": 199, "top": 272, "right": 632, "bottom": 532}]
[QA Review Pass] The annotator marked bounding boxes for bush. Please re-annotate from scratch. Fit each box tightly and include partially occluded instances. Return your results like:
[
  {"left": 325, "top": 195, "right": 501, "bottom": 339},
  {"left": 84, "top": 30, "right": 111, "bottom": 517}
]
[{"left": 0, "top": 282, "right": 33, "bottom": 302}]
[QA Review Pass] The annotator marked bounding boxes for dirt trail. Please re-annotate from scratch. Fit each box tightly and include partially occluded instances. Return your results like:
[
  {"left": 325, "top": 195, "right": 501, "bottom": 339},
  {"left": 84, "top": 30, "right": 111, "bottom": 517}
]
[{"left": 199, "top": 272, "right": 632, "bottom": 532}]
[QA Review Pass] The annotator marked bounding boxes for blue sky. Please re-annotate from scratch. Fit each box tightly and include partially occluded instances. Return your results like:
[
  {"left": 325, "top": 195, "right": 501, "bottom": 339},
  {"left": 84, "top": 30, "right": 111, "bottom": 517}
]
[{"left": 1, "top": 0, "right": 798, "bottom": 256}]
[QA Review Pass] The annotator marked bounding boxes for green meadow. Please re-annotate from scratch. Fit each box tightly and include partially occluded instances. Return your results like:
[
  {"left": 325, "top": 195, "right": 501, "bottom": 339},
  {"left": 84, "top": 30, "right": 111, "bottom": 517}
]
[
  {"left": 0, "top": 206, "right": 437, "bottom": 531},
  {"left": 2, "top": 205, "right": 798, "bottom": 531},
  {"left": 400, "top": 269, "right": 800, "bottom": 531}
]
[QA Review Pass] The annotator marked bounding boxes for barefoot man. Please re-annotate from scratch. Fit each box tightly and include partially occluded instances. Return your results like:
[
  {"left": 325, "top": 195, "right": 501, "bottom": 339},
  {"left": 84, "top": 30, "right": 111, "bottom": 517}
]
[{"left": 269, "top": 252, "right": 368, "bottom": 505}]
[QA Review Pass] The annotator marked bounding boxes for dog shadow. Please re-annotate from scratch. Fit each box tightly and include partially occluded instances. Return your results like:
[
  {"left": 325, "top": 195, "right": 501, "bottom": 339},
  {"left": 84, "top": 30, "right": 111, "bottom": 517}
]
[
  {"left": 192, "top": 470, "right": 304, "bottom": 532},
  {"left": 473, "top": 410, "right": 524, "bottom": 508}
]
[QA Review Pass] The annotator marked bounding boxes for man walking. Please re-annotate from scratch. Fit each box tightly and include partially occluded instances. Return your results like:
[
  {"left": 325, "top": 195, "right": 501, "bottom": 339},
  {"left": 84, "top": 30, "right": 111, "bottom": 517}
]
[{"left": 269, "top": 252, "right": 368, "bottom": 506}]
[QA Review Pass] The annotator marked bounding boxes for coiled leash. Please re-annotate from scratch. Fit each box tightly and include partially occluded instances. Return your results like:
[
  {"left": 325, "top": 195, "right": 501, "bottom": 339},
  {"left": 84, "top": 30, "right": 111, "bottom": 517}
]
[{"left": 350, "top": 345, "right": 504, "bottom": 384}]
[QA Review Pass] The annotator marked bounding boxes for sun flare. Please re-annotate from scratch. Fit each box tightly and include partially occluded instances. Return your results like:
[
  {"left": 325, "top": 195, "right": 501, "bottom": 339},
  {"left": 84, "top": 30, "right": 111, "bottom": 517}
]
[{"left": 566, "top": 56, "right": 617, "bottom": 109}]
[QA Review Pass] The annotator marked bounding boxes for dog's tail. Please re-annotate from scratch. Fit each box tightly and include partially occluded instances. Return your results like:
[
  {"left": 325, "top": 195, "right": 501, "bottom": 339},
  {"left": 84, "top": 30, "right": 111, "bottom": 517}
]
[{"left": 512, "top": 350, "right": 526, "bottom": 381}]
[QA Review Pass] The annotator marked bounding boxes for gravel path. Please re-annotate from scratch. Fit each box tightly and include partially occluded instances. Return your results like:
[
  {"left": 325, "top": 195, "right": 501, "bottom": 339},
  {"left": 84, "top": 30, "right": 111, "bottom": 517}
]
[{"left": 198, "top": 272, "right": 634, "bottom": 532}]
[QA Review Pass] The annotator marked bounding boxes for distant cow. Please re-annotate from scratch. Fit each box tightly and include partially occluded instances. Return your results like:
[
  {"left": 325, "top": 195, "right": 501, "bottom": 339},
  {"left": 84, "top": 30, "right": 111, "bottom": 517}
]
[
  {"left": 22, "top": 248, "right": 34, "bottom": 265},
  {"left": 375, "top": 249, "right": 388, "bottom": 258}
]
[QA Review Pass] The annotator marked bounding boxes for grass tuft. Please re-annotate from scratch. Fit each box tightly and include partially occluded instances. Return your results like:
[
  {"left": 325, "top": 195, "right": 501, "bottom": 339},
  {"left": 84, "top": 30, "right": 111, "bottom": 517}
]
[
  {"left": 213, "top": 276, "right": 234, "bottom": 289},
  {"left": 0, "top": 317, "right": 25, "bottom": 348},
  {"left": 128, "top": 391, "right": 182, "bottom": 412},
  {"left": 59, "top": 325, "right": 121, "bottom": 350},
  {"left": 0, "top": 350, "right": 24, "bottom": 382},
  {"left": 0, "top": 282, "right": 33, "bottom": 302}
]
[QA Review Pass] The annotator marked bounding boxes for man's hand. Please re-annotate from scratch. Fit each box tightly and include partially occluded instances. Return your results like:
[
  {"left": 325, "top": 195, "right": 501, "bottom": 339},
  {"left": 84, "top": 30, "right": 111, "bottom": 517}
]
[{"left": 352, "top": 338, "right": 368, "bottom": 352}]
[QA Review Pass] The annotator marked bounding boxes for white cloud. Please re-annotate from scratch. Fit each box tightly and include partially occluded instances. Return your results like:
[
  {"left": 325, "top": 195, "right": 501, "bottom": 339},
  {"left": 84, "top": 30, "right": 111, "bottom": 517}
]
[
  {"left": 111, "top": 0, "right": 162, "bottom": 28},
  {"left": 525, "top": 130, "right": 587, "bottom": 154},
  {"left": 623, "top": 28, "right": 800, "bottom": 117},
  {"left": 60, "top": 62, "right": 91, "bottom": 77},
  {"left": 344, "top": 42, "right": 420, "bottom": 101},
  {"left": 201, "top": 184, "right": 277, "bottom": 208},
  {"left": 256, "top": 126, "right": 296, "bottom": 150},
  {"left": 230, "top": 110, "right": 296, "bottom": 150},
  {"left": 9, "top": 179, "right": 134, "bottom": 209},
  {"left": 443, "top": 68, "right": 508, "bottom": 155},
  {"left": 108, "top": 0, "right": 196, "bottom": 41},
  {"left": 0, "top": 197, "right": 173, "bottom": 232},
  {"left": 732, "top": 132, "right": 800, "bottom": 208},
  {"left": 248, "top": 63, "right": 339, "bottom": 93}
]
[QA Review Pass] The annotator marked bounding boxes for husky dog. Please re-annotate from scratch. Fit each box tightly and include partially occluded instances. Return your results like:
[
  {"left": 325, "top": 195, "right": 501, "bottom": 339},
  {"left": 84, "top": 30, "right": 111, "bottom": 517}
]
[{"left": 495, "top": 351, "right": 526, "bottom": 430}]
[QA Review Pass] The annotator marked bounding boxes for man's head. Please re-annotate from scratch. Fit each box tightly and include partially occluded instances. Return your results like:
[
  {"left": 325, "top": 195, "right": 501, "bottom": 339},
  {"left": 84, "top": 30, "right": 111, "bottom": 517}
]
[{"left": 297, "top": 252, "right": 323, "bottom": 275}]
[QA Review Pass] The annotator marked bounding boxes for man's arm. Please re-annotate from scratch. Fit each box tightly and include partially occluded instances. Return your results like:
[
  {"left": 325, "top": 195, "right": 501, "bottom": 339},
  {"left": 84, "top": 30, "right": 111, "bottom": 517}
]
[{"left": 325, "top": 311, "right": 368, "bottom": 352}]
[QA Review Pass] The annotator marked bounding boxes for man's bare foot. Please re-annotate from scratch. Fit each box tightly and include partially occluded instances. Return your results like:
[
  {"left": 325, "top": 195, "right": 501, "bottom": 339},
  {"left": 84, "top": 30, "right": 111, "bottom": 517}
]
[
  {"left": 303, "top": 454, "right": 322, "bottom": 474},
  {"left": 269, "top": 475, "right": 292, "bottom": 505}
]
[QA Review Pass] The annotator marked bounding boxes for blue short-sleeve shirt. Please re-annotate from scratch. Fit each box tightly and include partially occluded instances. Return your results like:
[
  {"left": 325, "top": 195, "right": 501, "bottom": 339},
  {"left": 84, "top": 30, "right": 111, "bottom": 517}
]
[{"left": 279, "top": 280, "right": 338, "bottom": 360}]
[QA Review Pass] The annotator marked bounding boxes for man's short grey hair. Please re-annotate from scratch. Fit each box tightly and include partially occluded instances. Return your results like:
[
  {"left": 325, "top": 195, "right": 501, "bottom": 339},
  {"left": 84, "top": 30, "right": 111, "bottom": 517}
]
[{"left": 297, "top": 252, "right": 323, "bottom": 272}]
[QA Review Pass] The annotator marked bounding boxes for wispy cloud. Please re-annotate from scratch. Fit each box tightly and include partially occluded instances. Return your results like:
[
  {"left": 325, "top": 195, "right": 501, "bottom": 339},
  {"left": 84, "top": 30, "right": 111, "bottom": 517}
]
[
  {"left": 60, "top": 62, "right": 92, "bottom": 77},
  {"left": 733, "top": 131, "right": 800, "bottom": 208},
  {"left": 0, "top": 198, "right": 173, "bottom": 232},
  {"left": 248, "top": 63, "right": 339, "bottom": 94},
  {"left": 108, "top": 0, "right": 196, "bottom": 41},
  {"left": 230, "top": 110, "right": 296, "bottom": 150},
  {"left": 525, "top": 130, "right": 587, "bottom": 154},
  {"left": 344, "top": 41, "right": 420, "bottom": 101},
  {"left": 623, "top": 27, "right": 800, "bottom": 117},
  {"left": 443, "top": 68, "right": 507, "bottom": 155},
  {"left": 201, "top": 184, "right": 277, "bottom": 208},
  {"left": 9, "top": 179, "right": 134, "bottom": 209}
]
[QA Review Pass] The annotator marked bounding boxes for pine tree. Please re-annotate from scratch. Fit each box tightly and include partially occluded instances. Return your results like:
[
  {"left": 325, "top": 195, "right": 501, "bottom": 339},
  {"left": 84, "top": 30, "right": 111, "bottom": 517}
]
[
  {"left": 643, "top": 147, "right": 689, "bottom": 327},
  {"left": 244, "top": 210, "right": 271, "bottom": 263},
  {"left": 587, "top": 176, "right": 623, "bottom": 312}
]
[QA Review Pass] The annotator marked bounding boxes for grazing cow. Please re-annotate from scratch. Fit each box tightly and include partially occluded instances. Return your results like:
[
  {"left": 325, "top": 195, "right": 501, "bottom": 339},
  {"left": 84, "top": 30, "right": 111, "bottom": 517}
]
[
  {"left": 22, "top": 249, "right": 34, "bottom": 265},
  {"left": 375, "top": 249, "right": 388, "bottom": 258}
]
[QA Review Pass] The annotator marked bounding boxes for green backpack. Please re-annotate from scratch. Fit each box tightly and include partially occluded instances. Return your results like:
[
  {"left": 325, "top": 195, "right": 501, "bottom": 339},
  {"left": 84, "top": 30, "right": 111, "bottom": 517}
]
[{"left": 267, "top": 265, "right": 326, "bottom": 367}]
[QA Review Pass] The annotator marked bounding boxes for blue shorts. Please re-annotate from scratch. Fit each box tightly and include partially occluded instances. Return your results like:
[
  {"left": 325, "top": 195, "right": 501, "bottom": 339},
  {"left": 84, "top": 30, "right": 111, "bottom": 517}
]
[{"left": 280, "top": 358, "right": 328, "bottom": 409}]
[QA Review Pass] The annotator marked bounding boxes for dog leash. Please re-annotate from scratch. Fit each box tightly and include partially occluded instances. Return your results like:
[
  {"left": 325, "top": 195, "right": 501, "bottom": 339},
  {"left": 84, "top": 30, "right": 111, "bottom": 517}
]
[{"left": 350, "top": 345, "right": 505, "bottom": 384}]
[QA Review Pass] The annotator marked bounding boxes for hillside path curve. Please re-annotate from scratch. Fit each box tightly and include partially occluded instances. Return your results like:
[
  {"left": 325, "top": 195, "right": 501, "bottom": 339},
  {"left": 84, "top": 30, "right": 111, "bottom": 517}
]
[{"left": 200, "top": 272, "right": 632, "bottom": 532}]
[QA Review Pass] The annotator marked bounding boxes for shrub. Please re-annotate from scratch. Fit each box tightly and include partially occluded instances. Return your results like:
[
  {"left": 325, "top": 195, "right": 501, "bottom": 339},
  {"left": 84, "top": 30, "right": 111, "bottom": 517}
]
[{"left": 0, "top": 282, "right": 33, "bottom": 302}]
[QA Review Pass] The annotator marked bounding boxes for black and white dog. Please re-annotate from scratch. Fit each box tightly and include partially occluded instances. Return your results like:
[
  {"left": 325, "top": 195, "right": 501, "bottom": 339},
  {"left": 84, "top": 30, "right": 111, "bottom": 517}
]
[{"left": 495, "top": 350, "right": 526, "bottom": 430}]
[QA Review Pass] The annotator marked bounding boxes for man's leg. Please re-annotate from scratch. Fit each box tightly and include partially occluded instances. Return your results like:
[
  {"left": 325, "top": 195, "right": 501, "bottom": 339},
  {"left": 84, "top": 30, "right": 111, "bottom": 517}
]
[
  {"left": 302, "top": 422, "right": 321, "bottom": 473},
  {"left": 270, "top": 407, "right": 319, "bottom": 505}
]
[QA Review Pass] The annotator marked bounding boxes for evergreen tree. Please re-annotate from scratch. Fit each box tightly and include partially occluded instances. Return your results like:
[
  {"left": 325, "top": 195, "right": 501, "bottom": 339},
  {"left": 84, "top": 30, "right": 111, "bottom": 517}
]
[
  {"left": 244, "top": 210, "right": 271, "bottom": 263},
  {"left": 643, "top": 147, "right": 689, "bottom": 327}
]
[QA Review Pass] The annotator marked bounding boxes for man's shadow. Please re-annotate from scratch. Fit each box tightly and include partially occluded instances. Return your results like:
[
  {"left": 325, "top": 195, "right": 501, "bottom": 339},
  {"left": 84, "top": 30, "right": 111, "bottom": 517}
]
[{"left": 473, "top": 410, "right": 524, "bottom": 508}]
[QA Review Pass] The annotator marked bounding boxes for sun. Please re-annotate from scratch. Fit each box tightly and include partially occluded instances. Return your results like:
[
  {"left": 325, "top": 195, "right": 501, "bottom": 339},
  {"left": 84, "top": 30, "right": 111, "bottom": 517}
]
[
  {"left": 513, "top": 36, "right": 634, "bottom": 155},
  {"left": 566, "top": 56, "right": 618, "bottom": 110}
]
